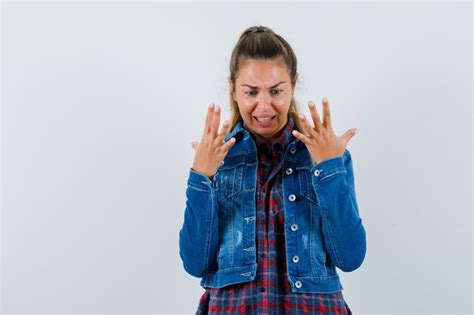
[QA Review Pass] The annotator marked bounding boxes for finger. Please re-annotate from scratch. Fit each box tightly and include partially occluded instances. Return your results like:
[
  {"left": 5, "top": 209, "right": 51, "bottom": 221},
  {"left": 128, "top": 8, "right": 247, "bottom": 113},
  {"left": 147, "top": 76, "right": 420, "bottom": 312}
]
[
  {"left": 308, "top": 101, "right": 324, "bottom": 133},
  {"left": 343, "top": 128, "right": 357, "bottom": 144},
  {"left": 210, "top": 104, "right": 221, "bottom": 137},
  {"left": 291, "top": 129, "right": 310, "bottom": 144},
  {"left": 224, "top": 137, "right": 236, "bottom": 150},
  {"left": 298, "top": 113, "right": 318, "bottom": 139},
  {"left": 204, "top": 103, "right": 215, "bottom": 135},
  {"left": 191, "top": 141, "right": 199, "bottom": 151},
  {"left": 217, "top": 120, "right": 231, "bottom": 144},
  {"left": 321, "top": 98, "right": 333, "bottom": 130}
]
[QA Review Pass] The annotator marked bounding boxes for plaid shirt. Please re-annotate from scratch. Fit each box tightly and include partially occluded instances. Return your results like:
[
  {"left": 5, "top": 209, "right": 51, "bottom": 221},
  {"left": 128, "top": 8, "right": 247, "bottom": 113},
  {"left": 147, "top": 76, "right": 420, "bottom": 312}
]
[{"left": 196, "top": 116, "right": 352, "bottom": 315}]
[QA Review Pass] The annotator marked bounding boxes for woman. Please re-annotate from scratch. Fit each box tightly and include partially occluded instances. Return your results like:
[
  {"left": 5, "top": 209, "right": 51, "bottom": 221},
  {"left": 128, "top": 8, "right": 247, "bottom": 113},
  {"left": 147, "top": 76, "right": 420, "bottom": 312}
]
[{"left": 179, "top": 25, "right": 367, "bottom": 314}]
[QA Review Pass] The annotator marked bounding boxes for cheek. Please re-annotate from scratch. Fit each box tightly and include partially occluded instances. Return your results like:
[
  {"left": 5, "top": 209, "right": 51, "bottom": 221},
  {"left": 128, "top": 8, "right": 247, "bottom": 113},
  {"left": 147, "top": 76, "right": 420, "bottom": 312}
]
[
  {"left": 276, "top": 100, "right": 291, "bottom": 113},
  {"left": 237, "top": 101, "right": 254, "bottom": 116}
]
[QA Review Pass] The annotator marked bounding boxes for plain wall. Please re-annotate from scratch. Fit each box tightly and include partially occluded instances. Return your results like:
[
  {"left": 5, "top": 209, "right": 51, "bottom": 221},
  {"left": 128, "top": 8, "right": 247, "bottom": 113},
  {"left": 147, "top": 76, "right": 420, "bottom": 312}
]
[{"left": 1, "top": 1, "right": 472, "bottom": 314}]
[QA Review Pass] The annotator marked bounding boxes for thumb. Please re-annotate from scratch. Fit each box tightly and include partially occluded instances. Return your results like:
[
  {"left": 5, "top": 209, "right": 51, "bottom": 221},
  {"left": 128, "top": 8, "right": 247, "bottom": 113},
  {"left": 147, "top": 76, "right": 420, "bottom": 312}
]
[
  {"left": 343, "top": 128, "right": 357, "bottom": 144},
  {"left": 191, "top": 141, "right": 200, "bottom": 151}
]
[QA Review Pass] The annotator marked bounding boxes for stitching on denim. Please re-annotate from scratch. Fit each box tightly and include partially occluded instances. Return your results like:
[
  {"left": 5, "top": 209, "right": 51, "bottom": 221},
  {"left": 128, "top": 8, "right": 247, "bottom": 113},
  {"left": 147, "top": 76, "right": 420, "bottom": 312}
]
[
  {"left": 217, "top": 166, "right": 243, "bottom": 202},
  {"left": 322, "top": 207, "right": 342, "bottom": 269},
  {"left": 203, "top": 189, "right": 216, "bottom": 276},
  {"left": 188, "top": 183, "right": 208, "bottom": 192},
  {"left": 208, "top": 264, "right": 256, "bottom": 272},
  {"left": 313, "top": 184, "right": 343, "bottom": 269},
  {"left": 230, "top": 197, "right": 235, "bottom": 265},
  {"left": 299, "top": 170, "right": 316, "bottom": 203},
  {"left": 294, "top": 274, "right": 340, "bottom": 280},
  {"left": 319, "top": 170, "right": 347, "bottom": 182},
  {"left": 309, "top": 202, "right": 316, "bottom": 275}
]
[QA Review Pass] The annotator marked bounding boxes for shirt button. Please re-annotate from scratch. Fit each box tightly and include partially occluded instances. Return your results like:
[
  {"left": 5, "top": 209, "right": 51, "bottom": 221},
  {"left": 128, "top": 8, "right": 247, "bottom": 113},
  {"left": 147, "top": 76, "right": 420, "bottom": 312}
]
[
  {"left": 295, "top": 281, "right": 302, "bottom": 288},
  {"left": 260, "top": 287, "right": 266, "bottom": 292},
  {"left": 314, "top": 169, "right": 322, "bottom": 176},
  {"left": 290, "top": 223, "right": 298, "bottom": 231},
  {"left": 285, "top": 168, "right": 293, "bottom": 175},
  {"left": 290, "top": 147, "right": 297, "bottom": 154},
  {"left": 288, "top": 194, "right": 296, "bottom": 202},
  {"left": 292, "top": 255, "right": 299, "bottom": 263}
]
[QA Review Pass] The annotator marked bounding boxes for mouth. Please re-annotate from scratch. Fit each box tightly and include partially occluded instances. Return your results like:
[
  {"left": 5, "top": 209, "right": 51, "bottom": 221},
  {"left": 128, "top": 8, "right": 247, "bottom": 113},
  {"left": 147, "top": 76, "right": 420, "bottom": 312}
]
[
  {"left": 253, "top": 115, "right": 277, "bottom": 127},
  {"left": 253, "top": 115, "right": 277, "bottom": 122}
]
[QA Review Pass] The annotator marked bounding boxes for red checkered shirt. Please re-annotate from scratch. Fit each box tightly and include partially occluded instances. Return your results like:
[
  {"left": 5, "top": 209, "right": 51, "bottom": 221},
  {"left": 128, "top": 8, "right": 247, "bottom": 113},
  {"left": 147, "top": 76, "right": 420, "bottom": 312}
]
[{"left": 195, "top": 116, "right": 352, "bottom": 314}]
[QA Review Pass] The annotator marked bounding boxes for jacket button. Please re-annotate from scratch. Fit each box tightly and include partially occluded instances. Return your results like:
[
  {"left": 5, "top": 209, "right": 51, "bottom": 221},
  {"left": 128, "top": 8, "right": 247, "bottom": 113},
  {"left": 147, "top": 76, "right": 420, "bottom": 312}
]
[
  {"left": 288, "top": 194, "right": 296, "bottom": 202},
  {"left": 314, "top": 169, "right": 322, "bottom": 176},
  {"left": 285, "top": 168, "right": 293, "bottom": 175},
  {"left": 292, "top": 255, "right": 299, "bottom": 263},
  {"left": 290, "top": 147, "right": 297, "bottom": 154},
  {"left": 290, "top": 223, "right": 298, "bottom": 231},
  {"left": 295, "top": 281, "right": 302, "bottom": 288}
]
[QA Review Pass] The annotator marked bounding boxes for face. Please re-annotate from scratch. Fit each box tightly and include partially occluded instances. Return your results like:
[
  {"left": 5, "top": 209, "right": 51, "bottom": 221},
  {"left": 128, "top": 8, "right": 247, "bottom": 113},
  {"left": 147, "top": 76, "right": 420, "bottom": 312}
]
[{"left": 228, "top": 58, "right": 297, "bottom": 141}]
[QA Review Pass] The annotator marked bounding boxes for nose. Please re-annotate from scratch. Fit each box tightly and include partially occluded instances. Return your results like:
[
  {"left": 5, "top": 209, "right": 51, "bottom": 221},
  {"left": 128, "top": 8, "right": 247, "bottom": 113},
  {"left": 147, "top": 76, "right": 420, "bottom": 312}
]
[{"left": 257, "top": 93, "right": 271, "bottom": 109}]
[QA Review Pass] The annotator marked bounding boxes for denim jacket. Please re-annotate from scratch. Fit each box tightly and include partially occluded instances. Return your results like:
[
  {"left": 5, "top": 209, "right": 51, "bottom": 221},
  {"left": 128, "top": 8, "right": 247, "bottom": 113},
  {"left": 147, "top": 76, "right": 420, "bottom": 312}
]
[{"left": 179, "top": 120, "right": 367, "bottom": 293}]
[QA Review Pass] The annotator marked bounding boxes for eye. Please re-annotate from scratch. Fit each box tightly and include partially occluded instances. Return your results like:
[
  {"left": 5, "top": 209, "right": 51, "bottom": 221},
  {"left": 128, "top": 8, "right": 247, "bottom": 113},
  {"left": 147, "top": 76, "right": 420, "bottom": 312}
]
[
  {"left": 244, "top": 90, "right": 258, "bottom": 96},
  {"left": 245, "top": 89, "right": 283, "bottom": 97}
]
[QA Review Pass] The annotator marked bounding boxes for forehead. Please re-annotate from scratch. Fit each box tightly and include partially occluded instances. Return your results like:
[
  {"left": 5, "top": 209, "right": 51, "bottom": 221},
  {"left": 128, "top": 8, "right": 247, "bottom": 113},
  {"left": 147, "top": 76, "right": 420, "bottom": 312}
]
[{"left": 237, "top": 59, "right": 289, "bottom": 87}]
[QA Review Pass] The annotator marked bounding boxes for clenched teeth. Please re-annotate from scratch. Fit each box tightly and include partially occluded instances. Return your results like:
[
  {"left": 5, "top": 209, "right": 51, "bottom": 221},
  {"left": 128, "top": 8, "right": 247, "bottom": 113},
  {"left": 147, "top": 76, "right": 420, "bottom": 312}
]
[{"left": 255, "top": 116, "right": 275, "bottom": 122}]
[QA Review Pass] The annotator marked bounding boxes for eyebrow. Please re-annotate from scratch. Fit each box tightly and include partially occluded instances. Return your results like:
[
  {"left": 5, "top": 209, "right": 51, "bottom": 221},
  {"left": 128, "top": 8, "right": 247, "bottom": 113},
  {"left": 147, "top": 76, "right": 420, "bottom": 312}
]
[{"left": 241, "top": 81, "right": 286, "bottom": 89}]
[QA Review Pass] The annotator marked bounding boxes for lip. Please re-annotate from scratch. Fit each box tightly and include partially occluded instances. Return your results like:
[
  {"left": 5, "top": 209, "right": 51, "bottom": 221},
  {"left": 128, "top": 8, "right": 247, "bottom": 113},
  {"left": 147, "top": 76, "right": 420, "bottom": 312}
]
[
  {"left": 253, "top": 115, "right": 277, "bottom": 119},
  {"left": 253, "top": 115, "right": 276, "bottom": 127}
]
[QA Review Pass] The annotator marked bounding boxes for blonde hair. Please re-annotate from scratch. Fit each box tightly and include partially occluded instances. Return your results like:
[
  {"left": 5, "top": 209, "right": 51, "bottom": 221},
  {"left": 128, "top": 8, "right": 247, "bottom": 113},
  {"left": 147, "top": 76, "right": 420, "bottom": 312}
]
[{"left": 227, "top": 25, "right": 303, "bottom": 133}]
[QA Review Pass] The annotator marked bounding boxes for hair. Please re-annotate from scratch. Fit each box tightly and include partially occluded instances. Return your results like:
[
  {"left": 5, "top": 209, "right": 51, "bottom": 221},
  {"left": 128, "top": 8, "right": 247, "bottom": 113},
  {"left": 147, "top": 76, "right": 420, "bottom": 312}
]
[{"left": 228, "top": 25, "right": 303, "bottom": 133}]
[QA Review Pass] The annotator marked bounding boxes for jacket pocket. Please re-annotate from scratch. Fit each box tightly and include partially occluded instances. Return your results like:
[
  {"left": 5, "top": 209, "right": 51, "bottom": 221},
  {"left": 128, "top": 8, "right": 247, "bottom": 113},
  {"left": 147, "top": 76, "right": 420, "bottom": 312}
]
[
  {"left": 216, "top": 155, "right": 245, "bottom": 202},
  {"left": 295, "top": 165, "right": 318, "bottom": 204}
]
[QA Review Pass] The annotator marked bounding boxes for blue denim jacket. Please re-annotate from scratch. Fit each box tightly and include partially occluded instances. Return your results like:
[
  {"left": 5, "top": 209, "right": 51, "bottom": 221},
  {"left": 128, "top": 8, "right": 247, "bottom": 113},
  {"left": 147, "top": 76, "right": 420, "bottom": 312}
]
[{"left": 179, "top": 120, "right": 367, "bottom": 293}]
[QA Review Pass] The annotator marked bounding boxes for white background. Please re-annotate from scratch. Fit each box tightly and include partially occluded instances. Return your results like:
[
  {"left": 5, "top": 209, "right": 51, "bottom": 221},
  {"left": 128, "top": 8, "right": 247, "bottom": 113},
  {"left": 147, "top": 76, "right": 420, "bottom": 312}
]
[{"left": 1, "top": 1, "right": 472, "bottom": 314}]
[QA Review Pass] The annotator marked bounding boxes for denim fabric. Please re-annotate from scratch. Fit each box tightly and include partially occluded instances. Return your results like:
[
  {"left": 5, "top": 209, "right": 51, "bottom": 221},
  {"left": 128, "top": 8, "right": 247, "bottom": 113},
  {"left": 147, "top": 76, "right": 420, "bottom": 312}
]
[{"left": 179, "top": 117, "right": 367, "bottom": 294}]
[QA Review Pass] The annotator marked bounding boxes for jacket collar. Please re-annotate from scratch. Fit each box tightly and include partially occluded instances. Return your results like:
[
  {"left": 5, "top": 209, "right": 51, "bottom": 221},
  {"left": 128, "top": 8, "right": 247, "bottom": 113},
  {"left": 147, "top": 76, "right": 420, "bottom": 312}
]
[
  {"left": 223, "top": 116, "right": 313, "bottom": 166},
  {"left": 224, "top": 120, "right": 245, "bottom": 142},
  {"left": 224, "top": 116, "right": 294, "bottom": 143}
]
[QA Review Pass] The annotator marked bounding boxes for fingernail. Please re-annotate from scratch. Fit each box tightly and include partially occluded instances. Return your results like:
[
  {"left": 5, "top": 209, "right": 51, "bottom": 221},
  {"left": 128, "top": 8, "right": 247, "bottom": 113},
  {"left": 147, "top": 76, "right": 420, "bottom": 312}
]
[
  {"left": 308, "top": 102, "right": 315, "bottom": 108},
  {"left": 209, "top": 103, "right": 214, "bottom": 108},
  {"left": 354, "top": 129, "right": 358, "bottom": 134},
  {"left": 323, "top": 97, "right": 328, "bottom": 103},
  {"left": 215, "top": 105, "right": 220, "bottom": 112},
  {"left": 299, "top": 114, "right": 304, "bottom": 119},
  {"left": 223, "top": 120, "right": 229, "bottom": 127}
]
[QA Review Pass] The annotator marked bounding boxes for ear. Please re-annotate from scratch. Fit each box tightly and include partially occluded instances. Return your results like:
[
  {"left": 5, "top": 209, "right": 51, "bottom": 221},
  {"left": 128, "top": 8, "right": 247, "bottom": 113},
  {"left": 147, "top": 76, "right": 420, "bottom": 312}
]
[
  {"left": 228, "top": 77, "right": 237, "bottom": 102},
  {"left": 292, "top": 73, "right": 298, "bottom": 94}
]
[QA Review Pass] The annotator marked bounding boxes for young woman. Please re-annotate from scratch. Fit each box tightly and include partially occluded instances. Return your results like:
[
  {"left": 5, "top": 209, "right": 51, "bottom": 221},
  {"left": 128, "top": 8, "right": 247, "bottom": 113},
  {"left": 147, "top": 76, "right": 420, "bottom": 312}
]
[{"left": 179, "top": 25, "right": 366, "bottom": 314}]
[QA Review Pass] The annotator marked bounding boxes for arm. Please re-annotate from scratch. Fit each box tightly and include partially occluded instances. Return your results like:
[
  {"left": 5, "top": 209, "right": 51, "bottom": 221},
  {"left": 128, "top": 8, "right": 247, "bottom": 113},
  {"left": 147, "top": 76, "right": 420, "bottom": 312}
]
[
  {"left": 311, "top": 148, "right": 367, "bottom": 272},
  {"left": 178, "top": 168, "right": 219, "bottom": 277}
]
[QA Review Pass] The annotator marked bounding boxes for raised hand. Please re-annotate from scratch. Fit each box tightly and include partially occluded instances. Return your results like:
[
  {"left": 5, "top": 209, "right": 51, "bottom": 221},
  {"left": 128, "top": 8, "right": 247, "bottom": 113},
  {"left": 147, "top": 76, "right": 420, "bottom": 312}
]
[
  {"left": 291, "top": 98, "right": 357, "bottom": 164},
  {"left": 191, "top": 103, "right": 236, "bottom": 179}
]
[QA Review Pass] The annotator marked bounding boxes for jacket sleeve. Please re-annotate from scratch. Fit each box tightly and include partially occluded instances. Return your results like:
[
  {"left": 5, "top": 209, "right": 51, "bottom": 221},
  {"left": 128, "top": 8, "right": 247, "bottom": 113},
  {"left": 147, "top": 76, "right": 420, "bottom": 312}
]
[
  {"left": 311, "top": 148, "right": 367, "bottom": 272},
  {"left": 178, "top": 168, "right": 219, "bottom": 278}
]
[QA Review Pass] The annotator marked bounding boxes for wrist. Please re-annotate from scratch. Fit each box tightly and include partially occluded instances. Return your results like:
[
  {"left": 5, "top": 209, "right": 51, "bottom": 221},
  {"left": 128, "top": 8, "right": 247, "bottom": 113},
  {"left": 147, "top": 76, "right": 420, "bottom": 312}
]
[{"left": 191, "top": 167, "right": 214, "bottom": 179}]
